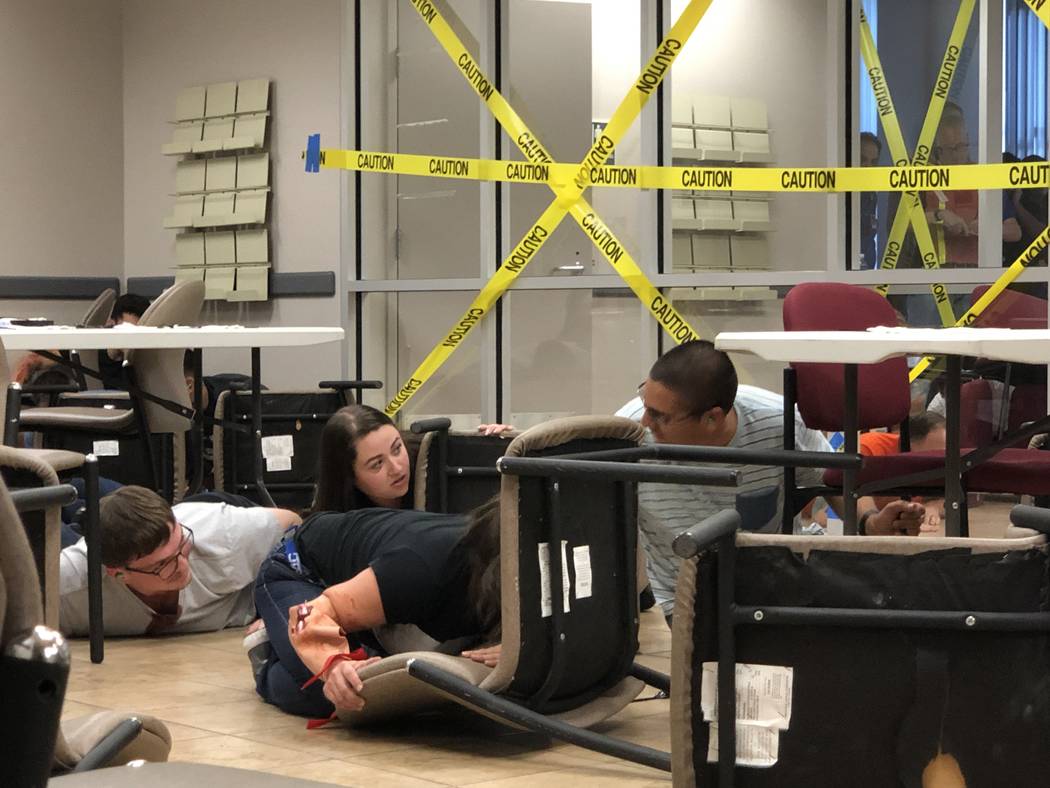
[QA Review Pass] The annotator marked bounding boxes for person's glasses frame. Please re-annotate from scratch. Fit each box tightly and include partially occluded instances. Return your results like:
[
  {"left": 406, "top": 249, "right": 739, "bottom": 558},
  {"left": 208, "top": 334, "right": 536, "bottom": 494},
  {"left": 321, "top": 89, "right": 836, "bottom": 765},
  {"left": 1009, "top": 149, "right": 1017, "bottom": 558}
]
[
  {"left": 123, "top": 524, "right": 195, "bottom": 580},
  {"left": 636, "top": 382, "right": 697, "bottom": 428}
]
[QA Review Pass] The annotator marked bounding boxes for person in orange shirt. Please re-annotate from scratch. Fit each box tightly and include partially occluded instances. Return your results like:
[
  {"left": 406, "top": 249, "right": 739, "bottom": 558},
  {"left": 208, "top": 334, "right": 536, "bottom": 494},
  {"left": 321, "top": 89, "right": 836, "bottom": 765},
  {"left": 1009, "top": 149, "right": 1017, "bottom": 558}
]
[{"left": 860, "top": 412, "right": 946, "bottom": 534}]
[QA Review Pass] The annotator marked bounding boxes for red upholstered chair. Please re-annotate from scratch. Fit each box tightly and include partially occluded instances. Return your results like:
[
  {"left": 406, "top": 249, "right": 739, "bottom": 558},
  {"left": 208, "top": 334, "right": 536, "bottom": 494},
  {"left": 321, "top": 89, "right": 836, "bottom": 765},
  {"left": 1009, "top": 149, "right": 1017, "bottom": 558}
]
[
  {"left": 783, "top": 283, "right": 1050, "bottom": 536},
  {"left": 968, "top": 285, "right": 1047, "bottom": 440}
]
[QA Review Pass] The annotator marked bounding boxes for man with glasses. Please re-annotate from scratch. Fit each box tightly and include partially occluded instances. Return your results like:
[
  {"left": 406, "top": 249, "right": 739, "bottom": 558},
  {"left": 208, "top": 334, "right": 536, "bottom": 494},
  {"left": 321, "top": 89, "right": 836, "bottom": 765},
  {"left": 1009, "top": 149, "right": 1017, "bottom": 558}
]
[
  {"left": 617, "top": 340, "right": 925, "bottom": 621},
  {"left": 59, "top": 485, "right": 300, "bottom": 636}
]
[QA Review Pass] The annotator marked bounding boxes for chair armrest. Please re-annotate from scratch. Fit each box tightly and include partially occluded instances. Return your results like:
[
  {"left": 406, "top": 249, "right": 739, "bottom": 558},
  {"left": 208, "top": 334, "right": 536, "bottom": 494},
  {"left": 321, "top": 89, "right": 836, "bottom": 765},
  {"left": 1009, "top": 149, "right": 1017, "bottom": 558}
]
[
  {"left": 1009, "top": 505, "right": 1050, "bottom": 536},
  {"left": 672, "top": 509, "right": 741, "bottom": 559},
  {"left": 410, "top": 417, "right": 452, "bottom": 434},
  {"left": 318, "top": 379, "right": 383, "bottom": 392},
  {"left": 72, "top": 718, "right": 143, "bottom": 772}
]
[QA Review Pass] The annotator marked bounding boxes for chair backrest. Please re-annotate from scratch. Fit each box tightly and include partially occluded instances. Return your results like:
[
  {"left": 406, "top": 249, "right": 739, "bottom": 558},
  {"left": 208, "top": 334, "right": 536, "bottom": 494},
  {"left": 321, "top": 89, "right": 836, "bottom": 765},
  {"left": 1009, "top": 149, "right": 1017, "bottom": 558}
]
[
  {"left": 0, "top": 473, "right": 44, "bottom": 646},
  {"left": 671, "top": 530, "right": 1050, "bottom": 785},
  {"left": 481, "top": 416, "right": 646, "bottom": 714},
  {"left": 413, "top": 430, "right": 513, "bottom": 513},
  {"left": 783, "top": 282, "right": 911, "bottom": 430},
  {"left": 213, "top": 389, "right": 345, "bottom": 508},
  {"left": 970, "top": 285, "right": 1048, "bottom": 329},
  {"left": 126, "top": 280, "right": 205, "bottom": 433},
  {"left": 79, "top": 289, "right": 117, "bottom": 328}
]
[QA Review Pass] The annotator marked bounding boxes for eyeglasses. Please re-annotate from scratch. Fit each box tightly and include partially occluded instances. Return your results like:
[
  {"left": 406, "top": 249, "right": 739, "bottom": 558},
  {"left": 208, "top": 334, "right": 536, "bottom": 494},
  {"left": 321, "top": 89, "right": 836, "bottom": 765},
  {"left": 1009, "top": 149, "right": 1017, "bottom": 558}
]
[
  {"left": 637, "top": 383, "right": 695, "bottom": 427},
  {"left": 123, "top": 525, "right": 194, "bottom": 580},
  {"left": 933, "top": 142, "right": 970, "bottom": 157}
]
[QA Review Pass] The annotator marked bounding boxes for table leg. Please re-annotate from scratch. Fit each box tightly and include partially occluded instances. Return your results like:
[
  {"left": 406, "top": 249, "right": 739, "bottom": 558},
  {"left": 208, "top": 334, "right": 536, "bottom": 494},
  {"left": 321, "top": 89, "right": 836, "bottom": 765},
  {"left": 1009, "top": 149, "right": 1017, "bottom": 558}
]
[
  {"left": 843, "top": 364, "right": 859, "bottom": 535},
  {"left": 944, "top": 355, "right": 964, "bottom": 537},
  {"left": 188, "top": 348, "right": 204, "bottom": 496},
  {"left": 84, "top": 455, "right": 104, "bottom": 664},
  {"left": 251, "top": 348, "right": 276, "bottom": 507}
]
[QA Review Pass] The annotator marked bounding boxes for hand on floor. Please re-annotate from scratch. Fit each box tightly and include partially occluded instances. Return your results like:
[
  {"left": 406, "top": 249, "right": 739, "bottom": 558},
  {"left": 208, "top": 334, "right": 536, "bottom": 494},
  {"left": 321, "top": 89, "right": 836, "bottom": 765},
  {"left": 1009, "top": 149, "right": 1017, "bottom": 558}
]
[{"left": 462, "top": 644, "right": 501, "bottom": 667}]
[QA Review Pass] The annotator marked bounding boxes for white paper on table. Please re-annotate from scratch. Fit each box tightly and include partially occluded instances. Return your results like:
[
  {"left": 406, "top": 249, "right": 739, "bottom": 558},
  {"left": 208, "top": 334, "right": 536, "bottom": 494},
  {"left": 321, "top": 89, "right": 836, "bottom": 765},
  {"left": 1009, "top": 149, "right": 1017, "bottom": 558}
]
[
  {"left": 707, "top": 722, "right": 780, "bottom": 768},
  {"left": 700, "top": 662, "right": 793, "bottom": 730}
]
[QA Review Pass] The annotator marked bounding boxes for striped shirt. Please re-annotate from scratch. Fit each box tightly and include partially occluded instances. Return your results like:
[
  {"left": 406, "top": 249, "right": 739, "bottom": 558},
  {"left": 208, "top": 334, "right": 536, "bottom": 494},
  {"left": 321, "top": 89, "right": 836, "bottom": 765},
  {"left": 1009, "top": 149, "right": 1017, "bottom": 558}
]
[{"left": 620, "top": 386, "right": 833, "bottom": 615}]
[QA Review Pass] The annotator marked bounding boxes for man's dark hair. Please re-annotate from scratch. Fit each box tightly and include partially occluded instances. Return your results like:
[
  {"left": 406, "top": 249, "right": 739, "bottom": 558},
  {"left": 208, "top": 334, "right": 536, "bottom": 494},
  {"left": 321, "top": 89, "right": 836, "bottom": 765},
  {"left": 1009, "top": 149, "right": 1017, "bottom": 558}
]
[
  {"left": 99, "top": 486, "right": 174, "bottom": 566},
  {"left": 909, "top": 411, "right": 945, "bottom": 443},
  {"left": 860, "top": 131, "right": 881, "bottom": 152},
  {"left": 648, "top": 339, "right": 738, "bottom": 416},
  {"left": 111, "top": 293, "right": 151, "bottom": 321}
]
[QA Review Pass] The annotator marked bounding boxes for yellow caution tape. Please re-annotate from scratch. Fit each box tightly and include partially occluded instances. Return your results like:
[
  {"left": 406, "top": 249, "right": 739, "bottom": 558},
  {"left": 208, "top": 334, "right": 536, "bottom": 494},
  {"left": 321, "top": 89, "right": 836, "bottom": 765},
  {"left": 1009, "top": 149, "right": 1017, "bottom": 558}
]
[
  {"left": 1025, "top": 0, "right": 1050, "bottom": 29},
  {"left": 315, "top": 147, "right": 1050, "bottom": 193},
  {"left": 860, "top": 0, "right": 975, "bottom": 327},
  {"left": 909, "top": 224, "right": 1050, "bottom": 381},
  {"left": 383, "top": 0, "right": 711, "bottom": 416}
]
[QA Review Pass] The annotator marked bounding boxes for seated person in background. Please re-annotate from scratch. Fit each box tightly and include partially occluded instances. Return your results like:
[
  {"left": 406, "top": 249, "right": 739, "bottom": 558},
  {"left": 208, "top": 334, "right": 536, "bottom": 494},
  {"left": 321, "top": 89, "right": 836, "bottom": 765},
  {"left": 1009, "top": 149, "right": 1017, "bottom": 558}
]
[
  {"left": 59, "top": 485, "right": 300, "bottom": 637},
  {"left": 312, "top": 404, "right": 413, "bottom": 511},
  {"left": 99, "top": 292, "right": 152, "bottom": 389},
  {"left": 618, "top": 340, "right": 926, "bottom": 621},
  {"left": 251, "top": 499, "right": 502, "bottom": 718}
]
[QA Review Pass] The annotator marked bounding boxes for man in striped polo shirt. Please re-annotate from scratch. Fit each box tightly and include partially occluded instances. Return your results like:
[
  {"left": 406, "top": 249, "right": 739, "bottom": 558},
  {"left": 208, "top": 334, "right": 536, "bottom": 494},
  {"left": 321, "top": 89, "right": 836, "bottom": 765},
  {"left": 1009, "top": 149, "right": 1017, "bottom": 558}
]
[{"left": 618, "top": 340, "right": 925, "bottom": 620}]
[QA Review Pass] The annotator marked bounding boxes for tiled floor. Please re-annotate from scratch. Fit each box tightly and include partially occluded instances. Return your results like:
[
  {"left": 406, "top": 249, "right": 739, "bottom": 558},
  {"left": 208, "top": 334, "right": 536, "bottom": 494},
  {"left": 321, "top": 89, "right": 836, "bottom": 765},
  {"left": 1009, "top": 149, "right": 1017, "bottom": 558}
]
[{"left": 63, "top": 610, "right": 675, "bottom": 787}]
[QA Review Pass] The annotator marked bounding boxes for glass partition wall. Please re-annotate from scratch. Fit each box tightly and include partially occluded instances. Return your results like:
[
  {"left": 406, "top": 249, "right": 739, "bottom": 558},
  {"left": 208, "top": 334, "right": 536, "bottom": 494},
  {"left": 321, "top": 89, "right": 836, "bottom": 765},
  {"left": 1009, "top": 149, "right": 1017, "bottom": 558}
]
[{"left": 347, "top": 0, "right": 1049, "bottom": 425}]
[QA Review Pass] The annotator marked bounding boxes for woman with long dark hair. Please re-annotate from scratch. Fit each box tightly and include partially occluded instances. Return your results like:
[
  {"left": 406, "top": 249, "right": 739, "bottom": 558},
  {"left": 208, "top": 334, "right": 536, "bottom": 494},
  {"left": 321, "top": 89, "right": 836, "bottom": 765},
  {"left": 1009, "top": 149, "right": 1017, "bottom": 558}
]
[{"left": 312, "top": 404, "right": 412, "bottom": 512}]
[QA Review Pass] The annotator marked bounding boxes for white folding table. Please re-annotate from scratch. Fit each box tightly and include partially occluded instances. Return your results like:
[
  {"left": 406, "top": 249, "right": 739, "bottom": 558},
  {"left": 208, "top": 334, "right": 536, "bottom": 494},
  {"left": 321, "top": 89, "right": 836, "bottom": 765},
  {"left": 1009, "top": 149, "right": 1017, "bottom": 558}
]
[{"left": 716, "top": 327, "right": 1050, "bottom": 537}]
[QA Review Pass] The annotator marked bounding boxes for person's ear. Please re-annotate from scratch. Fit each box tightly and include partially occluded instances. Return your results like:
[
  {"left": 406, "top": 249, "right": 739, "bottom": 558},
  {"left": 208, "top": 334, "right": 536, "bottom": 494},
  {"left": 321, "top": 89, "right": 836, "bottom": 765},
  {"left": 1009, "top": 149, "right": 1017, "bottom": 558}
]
[
  {"left": 704, "top": 406, "right": 725, "bottom": 425},
  {"left": 104, "top": 566, "right": 123, "bottom": 580}
]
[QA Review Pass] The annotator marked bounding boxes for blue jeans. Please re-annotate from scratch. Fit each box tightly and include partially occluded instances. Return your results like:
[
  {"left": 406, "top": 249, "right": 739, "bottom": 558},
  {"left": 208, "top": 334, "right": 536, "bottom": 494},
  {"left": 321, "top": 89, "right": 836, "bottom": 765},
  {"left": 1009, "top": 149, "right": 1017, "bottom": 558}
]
[{"left": 253, "top": 543, "right": 334, "bottom": 718}]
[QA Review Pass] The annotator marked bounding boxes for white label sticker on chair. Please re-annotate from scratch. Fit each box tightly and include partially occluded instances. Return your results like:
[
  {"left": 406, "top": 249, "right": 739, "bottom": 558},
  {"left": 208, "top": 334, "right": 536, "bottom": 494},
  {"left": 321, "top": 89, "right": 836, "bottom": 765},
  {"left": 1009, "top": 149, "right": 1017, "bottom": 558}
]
[
  {"left": 700, "top": 662, "right": 793, "bottom": 729},
  {"left": 92, "top": 440, "right": 119, "bottom": 457},
  {"left": 706, "top": 722, "right": 780, "bottom": 768},
  {"left": 537, "top": 541, "right": 571, "bottom": 617},
  {"left": 573, "top": 545, "right": 593, "bottom": 599},
  {"left": 266, "top": 456, "right": 292, "bottom": 472},
  {"left": 261, "top": 434, "right": 294, "bottom": 458}
]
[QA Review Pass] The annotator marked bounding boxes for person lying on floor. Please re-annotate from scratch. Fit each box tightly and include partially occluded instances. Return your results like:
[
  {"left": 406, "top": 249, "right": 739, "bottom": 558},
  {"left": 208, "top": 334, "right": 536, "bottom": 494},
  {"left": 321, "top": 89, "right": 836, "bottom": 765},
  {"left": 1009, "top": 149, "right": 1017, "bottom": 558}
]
[
  {"left": 59, "top": 485, "right": 300, "bottom": 637},
  {"left": 251, "top": 498, "right": 502, "bottom": 718}
]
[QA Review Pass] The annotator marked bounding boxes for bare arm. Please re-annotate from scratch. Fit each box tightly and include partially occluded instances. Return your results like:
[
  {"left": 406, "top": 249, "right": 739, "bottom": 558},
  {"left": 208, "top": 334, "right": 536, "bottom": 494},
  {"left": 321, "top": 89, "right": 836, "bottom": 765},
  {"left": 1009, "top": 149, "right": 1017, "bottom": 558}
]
[
  {"left": 825, "top": 496, "right": 924, "bottom": 536},
  {"left": 266, "top": 507, "right": 302, "bottom": 531}
]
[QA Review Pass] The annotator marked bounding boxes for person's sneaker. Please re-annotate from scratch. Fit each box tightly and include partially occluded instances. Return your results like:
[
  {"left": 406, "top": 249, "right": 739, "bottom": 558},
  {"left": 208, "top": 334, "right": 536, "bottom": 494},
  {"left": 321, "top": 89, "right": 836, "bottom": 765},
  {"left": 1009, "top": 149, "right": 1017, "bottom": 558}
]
[{"left": 243, "top": 624, "right": 271, "bottom": 683}]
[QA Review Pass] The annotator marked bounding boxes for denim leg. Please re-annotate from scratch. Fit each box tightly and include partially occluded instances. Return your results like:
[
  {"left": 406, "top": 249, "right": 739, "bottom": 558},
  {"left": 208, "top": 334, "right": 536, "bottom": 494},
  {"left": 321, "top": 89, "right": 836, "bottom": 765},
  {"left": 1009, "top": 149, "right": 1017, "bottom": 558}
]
[{"left": 253, "top": 557, "right": 332, "bottom": 718}]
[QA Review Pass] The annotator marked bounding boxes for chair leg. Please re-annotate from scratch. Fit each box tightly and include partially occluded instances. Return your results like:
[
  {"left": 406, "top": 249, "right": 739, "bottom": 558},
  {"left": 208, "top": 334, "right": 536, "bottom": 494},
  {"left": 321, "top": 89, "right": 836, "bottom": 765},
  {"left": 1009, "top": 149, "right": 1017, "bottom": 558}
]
[
  {"left": 406, "top": 659, "right": 672, "bottom": 772},
  {"left": 5, "top": 383, "right": 23, "bottom": 447},
  {"left": 83, "top": 455, "right": 104, "bottom": 664}
]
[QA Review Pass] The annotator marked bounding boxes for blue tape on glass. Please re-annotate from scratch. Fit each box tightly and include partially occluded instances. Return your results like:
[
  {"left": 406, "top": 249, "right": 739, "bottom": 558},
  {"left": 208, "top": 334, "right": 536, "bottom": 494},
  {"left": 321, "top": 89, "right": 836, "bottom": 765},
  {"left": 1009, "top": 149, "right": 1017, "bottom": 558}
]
[{"left": 305, "top": 133, "right": 321, "bottom": 173}]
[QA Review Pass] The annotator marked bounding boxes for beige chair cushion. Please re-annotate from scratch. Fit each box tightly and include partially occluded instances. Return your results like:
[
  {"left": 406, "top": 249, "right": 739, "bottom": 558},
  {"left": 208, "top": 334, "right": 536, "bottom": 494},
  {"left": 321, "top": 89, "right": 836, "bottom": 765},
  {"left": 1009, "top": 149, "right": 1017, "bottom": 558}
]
[
  {"left": 54, "top": 712, "right": 172, "bottom": 772},
  {"left": 338, "top": 652, "right": 493, "bottom": 726},
  {"left": 0, "top": 446, "right": 73, "bottom": 626},
  {"left": 18, "top": 407, "right": 136, "bottom": 432}
]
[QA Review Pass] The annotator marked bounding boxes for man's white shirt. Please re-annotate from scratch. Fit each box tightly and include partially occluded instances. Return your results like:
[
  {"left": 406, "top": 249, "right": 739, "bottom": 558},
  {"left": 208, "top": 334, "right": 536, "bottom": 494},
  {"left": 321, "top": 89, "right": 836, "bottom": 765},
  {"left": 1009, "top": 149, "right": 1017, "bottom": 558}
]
[{"left": 60, "top": 502, "right": 281, "bottom": 636}]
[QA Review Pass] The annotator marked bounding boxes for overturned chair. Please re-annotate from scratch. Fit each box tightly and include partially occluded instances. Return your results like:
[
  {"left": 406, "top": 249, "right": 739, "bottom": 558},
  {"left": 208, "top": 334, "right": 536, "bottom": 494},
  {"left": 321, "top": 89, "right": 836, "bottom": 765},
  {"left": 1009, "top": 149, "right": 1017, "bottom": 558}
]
[
  {"left": 409, "top": 417, "right": 513, "bottom": 513},
  {"left": 669, "top": 506, "right": 1050, "bottom": 787},
  {"left": 332, "top": 416, "right": 738, "bottom": 771}
]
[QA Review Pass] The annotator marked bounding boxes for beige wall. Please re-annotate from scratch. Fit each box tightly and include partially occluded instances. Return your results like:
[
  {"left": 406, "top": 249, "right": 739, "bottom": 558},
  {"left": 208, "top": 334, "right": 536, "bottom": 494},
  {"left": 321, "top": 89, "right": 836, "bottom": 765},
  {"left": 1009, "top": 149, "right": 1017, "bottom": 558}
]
[
  {"left": 121, "top": 0, "right": 347, "bottom": 381},
  {"left": 0, "top": 0, "right": 124, "bottom": 280}
]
